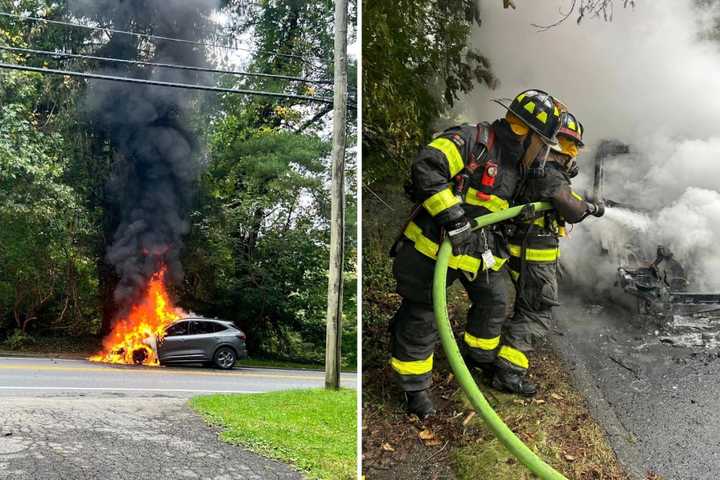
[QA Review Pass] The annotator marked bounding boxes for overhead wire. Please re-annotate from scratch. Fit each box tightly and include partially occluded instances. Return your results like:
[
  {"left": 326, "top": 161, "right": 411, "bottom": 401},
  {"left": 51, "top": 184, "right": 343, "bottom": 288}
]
[
  {"left": 0, "top": 11, "right": 328, "bottom": 66},
  {"left": 0, "top": 44, "right": 333, "bottom": 85},
  {"left": 0, "top": 62, "right": 335, "bottom": 104}
]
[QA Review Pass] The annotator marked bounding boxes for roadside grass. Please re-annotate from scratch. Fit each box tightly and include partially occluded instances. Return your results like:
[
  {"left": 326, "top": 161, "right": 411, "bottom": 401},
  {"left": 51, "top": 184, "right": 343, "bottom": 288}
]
[
  {"left": 452, "top": 347, "right": 628, "bottom": 480},
  {"left": 236, "top": 357, "right": 356, "bottom": 372},
  {"left": 191, "top": 388, "right": 357, "bottom": 480}
]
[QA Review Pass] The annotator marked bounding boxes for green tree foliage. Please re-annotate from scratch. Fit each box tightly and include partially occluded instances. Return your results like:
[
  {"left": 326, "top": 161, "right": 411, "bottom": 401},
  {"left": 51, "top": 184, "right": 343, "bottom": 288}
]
[
  {"left": 0, "top": 0, "right": 357, "bottom": 366},
  {"left": 363, "top": 0, "right": 496, "bottom": 184}
]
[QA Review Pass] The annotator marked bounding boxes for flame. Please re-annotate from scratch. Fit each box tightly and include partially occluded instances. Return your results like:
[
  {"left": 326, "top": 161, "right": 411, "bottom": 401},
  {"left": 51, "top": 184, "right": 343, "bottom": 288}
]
[{"left": 89, "top": 267, "right": 184, "bottom": 366}]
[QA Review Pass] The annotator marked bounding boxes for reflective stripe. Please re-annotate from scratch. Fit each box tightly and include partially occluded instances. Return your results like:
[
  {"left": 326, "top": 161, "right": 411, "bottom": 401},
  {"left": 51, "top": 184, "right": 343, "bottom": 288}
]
[
  {"left": 509, "top": 268, "right": 519, "bottom": 281},
  {"left": 508, "top": 244, "right": 560, "bottom": 262},
  {"left": 422, "top": 188, "right": 460, "bottom": 217},
  {"left": 403, "top": 222, "right": 504, "bottom": 274},
  {"left": 448, "top": 254, "right": 482, "bottom": 273},
  {"left": 558, "top": 226, "right": 566, "bottom": 237},
  {"left": 498, "top": 345, "right": 529, "bottom": 369},
  {"left": 464, "top": 333, "right": 500, "bottom": 351},
  {"left": 536, "top": 110, "right": 548, "bottom": 124},
  {"left": 465, "top": 188, "right": 509, "bottom": 212},
  {"left": 429, "top": 138, "right": 464, "bottom": 177},
  {"left": 390, "top": 355, "right": 433, "bottom": 375},
  {"left": 404, "top": 222, "right": 439, "bottom": 258},
  {"left": 571, "top": 191, "right": 583, "bottom": 200},
  {"left": 532, "top": 217, "right": 545, "bottom": 227}
]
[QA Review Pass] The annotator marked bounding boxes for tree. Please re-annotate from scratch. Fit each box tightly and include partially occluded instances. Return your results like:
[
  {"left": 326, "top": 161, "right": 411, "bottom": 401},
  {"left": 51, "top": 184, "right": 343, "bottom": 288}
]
[{"left": 362, "top": 0, "right": 497, "bottom": 185}]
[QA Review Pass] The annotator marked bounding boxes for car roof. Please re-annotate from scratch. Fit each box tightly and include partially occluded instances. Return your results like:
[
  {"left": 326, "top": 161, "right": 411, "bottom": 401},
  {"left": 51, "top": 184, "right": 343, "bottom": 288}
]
[{"left": 174, "top": 317, "right": 234, "bottom": 326}]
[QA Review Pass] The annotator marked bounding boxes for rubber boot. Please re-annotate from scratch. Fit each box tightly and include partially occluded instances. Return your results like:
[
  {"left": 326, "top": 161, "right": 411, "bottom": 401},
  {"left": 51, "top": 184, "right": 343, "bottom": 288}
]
[
  {"left": 463, "top": 354, "right": 497, "bottom": 383},
  {"left": 405, "top": 389, "right": 436, "bottom": 419},
  {"left": 491, "top": 368, "right": 537, "bottom": 396}
]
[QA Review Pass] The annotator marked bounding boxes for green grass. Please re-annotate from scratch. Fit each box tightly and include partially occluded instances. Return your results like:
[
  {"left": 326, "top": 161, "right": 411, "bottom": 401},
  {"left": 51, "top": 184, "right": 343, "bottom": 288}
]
[
  {"left": 235, "top": 358, "right": 356, "bottom": 372},
  {"left": 191, "top": 388, "right": 357, "bottom": 480}
]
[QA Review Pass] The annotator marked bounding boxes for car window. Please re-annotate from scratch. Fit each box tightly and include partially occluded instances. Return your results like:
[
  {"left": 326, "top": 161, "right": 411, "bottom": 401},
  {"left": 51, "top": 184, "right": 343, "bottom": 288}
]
[
  {"left": 165, "top": 321, "right": 188, "bottom": 337},
  {"left": 189, "top": 320, "right": 225, "bottom": 335}
]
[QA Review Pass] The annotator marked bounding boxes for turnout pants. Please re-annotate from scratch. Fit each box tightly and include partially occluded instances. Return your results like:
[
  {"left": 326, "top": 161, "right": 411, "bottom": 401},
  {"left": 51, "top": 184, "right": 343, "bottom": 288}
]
[
  {"left": 389, "top": 241, "right": 528, "bottom": 392},
  {"left": 506, "top": 256, "right": 560, "bottom": 352}
]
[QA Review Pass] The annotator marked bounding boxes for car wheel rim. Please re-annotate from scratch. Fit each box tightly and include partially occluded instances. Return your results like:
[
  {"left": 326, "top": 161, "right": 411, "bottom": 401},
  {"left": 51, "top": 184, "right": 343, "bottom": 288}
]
[{"left": 217, "top": 351, "right": 234, "bottom": 368}]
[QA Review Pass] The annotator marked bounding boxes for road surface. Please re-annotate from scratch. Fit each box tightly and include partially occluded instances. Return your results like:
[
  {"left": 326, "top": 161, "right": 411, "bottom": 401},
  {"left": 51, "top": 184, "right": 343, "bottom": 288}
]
[
  {"left": 551, "top": 295, "right": 720, "bottom": 480},
  {"left": 0, "top": 356, "right": 356, "bottom": 397},
  {"left": 0, "top": 356, "right": 357, "bottom": 480}
]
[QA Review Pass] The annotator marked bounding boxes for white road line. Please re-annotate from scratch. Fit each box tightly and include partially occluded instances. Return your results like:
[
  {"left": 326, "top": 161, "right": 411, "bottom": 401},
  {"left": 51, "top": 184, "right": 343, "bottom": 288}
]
[{"left": 0, "top": 386, "right": 263, "bottom": 394}]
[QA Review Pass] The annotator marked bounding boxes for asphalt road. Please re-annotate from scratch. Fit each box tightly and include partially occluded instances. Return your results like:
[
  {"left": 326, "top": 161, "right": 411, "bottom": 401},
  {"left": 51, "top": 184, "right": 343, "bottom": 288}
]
[
  {"left": 0, "top": 356, "right": 356, "bottom": 397},
  {"left": 0, "top": 356, "right": 357, "bottom": 480},
  {"left": 551, "top": 294, "right": 720, "bottom": 480}
]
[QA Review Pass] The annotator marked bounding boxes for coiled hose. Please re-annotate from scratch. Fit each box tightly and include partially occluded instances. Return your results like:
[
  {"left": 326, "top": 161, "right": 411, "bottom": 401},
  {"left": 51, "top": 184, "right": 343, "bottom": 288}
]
[{"left": 432, "top": 201, "right": 567, "bottom": 480}]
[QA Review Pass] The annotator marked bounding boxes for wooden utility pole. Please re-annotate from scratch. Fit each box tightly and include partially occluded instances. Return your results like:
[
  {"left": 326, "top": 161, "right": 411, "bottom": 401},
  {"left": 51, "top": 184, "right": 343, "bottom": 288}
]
[{"left": 325, "top": 0, "right": 348, "bottom": 390}]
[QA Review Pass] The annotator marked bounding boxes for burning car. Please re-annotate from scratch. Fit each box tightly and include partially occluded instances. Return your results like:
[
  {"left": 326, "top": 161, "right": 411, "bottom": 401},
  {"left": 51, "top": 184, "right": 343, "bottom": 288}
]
[
  {"left": 157, "top": 317, "right": 248, "bottom": 369},
  {"left": 89, "top": 268, "right": 247, "bottom": 369}
]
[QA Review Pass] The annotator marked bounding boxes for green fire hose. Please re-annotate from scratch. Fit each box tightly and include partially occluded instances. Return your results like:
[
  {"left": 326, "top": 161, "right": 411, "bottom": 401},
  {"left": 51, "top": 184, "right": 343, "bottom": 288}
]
[{"left": 432, "top": 201, "right": 568, "bottom": 480}]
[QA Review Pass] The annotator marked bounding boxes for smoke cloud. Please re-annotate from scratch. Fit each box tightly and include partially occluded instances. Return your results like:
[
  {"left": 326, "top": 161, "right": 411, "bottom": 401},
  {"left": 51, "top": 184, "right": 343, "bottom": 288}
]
[
  {"left": 69, "top": 0, "right": 220, "bottom": 307},
  {"left": 459, "top": 0, "right": 720, "bottom": 291}
]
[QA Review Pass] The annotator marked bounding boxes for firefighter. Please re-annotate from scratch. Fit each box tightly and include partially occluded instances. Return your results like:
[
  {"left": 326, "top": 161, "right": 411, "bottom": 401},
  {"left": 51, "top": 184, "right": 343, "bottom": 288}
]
[
  {"left": 389, "top": 89, "right": 562, "bottom": 418},
  {"left": 504, "top": 111, "right": 605, "bottom": 382}
]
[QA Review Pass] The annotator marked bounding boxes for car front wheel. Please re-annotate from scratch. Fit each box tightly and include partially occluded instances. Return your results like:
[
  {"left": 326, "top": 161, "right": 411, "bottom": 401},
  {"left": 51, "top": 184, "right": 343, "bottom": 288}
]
[{"left": 213, "top": 347, "right": 236, "bottom": 370}]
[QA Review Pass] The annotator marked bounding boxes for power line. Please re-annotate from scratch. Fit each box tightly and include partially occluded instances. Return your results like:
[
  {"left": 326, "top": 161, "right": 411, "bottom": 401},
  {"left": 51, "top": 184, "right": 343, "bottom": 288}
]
[
  {"left": 0, "top": 62, "right": 335, "bottom": 104},
  {"left": 0, "top": 44, "right": 334, "bottom": 85},
  {"left": 0, "top": 11, "right": 328, "bottom": 66}
]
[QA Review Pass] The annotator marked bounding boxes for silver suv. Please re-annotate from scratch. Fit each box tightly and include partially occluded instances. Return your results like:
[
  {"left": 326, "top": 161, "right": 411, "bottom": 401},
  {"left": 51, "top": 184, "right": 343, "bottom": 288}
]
[{"left": 157, "top": 318, "right": 248, "bottom": 369}]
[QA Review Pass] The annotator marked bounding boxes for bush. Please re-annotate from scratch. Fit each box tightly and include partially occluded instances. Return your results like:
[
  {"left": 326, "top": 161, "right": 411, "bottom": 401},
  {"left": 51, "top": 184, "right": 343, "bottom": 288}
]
[{"left": 3, "top": 329, "right": 36, "bottom": 350}]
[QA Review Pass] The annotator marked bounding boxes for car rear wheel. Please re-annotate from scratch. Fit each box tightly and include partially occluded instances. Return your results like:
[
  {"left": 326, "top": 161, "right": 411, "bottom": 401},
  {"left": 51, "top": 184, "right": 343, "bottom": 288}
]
[{"left": 213, "top": 347, "right": 236, "bottom": 370}]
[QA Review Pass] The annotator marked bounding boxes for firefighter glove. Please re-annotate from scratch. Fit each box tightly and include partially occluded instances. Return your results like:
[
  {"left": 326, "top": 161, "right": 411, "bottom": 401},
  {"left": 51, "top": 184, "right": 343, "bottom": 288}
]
[
  {"left": 588, "top": 202, "right": 605, "bottom": 218},
  {"left": 444, "top": 217, "right": 475, "bottom": 256}
]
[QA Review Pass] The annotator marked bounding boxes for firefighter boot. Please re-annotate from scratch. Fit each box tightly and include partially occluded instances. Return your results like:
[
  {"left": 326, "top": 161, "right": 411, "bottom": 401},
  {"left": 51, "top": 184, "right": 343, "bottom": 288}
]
[
  {"left": 492, "top": 368, "right": 537, "bottom": 396},
  {"left": 405, "top": 389, "right": 436, "bottom": 418},
  {"left": 463, "top": 352, "right": 497, "bottom": 383}
]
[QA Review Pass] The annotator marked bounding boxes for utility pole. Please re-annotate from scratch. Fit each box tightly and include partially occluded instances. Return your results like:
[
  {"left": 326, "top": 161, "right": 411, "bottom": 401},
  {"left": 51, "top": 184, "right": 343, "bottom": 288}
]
[{"left": 325, "top": 0, "right": 348, "bottom": 390}]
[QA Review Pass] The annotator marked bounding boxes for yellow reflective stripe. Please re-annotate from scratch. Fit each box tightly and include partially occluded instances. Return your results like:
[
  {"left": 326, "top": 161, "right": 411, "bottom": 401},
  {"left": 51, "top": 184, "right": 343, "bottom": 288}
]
[
  {"left": 448, "top": 254, "right": 482, "bottom": 273},
  {"left": 532, "top": 217, "right": 545, "bottom": 227},
  {"left": 464, "top": 333, "right": 500, "bottom": 351},
  {"left": 488, "top": 255, "right": 508, "bottom": 272},
  {"left": 404, "top": 222, "right": 439, "bottom": 258},
  {"left": 571, "top": 191, "right": 583, "bottom": 200},
  {"left": 422, "top": 188, "right": 460, "bottom": 217},
  {"left": 403, "top": 222, "right": 483, "bottom": 274},
  {"left": 508, "top": 244, "right": 560, "bottom": 262},
  {"left": 390, "top": 354, "right": 433, "bottom": 375},
  {"left": 498, "top": 346, "right": 529, "bottom": 369},
  {"left": 509, "top": 268, "right": 520, "bottom": 281},
  {"left": 524, "top": 101, "right": 536, "bottom": 114},
  {"left": 536, "top": 110, "right": 548, "bottom": 124},
  {"left": 558, "top": 226, "right": 567, "bottom": 237},
  {"left": 465, "top": 188, "right": 509, "bottom": 212},
  {"left": 429, "top": 138, "right": 464, "bottom": 177}
]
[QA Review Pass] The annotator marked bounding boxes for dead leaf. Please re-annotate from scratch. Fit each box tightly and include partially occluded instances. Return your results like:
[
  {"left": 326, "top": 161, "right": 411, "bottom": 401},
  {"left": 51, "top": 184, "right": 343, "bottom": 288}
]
[
  {"left": 446, "top": 373, "right": 455, "bottom": 384},
  {"left": 381, "top": 442, "right": 395, "bottom": 452},
  {"left": 424, "top": 438, "right": 443, "bottom": 446},
  {"left": 534, "top": 399, "right": 546, "bottom": 405},
  {"left": 564, "top": 454, "right": 576, "bottom": 462},
  {"left": 551, "top": 393, "right": 564, "bottom": 401},
  {"left": 462, "top": 411, "right": 477, "bottom": 426},
  {"left": 418, "top": 429, "right": 435, "bottom": 440}
]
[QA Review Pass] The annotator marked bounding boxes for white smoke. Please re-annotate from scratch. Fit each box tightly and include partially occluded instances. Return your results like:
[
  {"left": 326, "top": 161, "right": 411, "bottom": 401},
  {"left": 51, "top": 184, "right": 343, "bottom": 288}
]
[{"left": 459, "top": 0, "right": 720, "bottom": 291}]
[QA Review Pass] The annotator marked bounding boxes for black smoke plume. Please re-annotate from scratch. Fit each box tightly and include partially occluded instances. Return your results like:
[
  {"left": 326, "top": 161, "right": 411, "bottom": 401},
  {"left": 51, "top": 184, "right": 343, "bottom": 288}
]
[{"left": 69, "top": 0, "right": 219, "bottom": 309}]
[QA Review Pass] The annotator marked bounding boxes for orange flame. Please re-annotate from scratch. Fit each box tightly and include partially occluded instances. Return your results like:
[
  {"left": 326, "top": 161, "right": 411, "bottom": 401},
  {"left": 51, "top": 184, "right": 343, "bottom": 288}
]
[{"left": 89, "top": 267, "right": 184, "bottom": 366}]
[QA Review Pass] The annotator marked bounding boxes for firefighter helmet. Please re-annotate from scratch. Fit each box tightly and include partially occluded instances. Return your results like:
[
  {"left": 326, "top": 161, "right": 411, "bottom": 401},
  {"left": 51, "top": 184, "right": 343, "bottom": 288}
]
[
  {"left": 557, "top": 111, "right": 584, "bottom": 146},
  {"left": 493, "top": 89, "right": 561, "bottom": 145}
]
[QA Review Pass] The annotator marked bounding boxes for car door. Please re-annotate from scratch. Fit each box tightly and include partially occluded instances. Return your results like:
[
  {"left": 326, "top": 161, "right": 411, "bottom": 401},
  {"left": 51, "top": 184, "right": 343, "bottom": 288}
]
[
  {"left": 157, "top": 321, "right": 191, "bottom": 362},
  {"left": 186, "top": 320, "right": 222, "bottom": 361}
]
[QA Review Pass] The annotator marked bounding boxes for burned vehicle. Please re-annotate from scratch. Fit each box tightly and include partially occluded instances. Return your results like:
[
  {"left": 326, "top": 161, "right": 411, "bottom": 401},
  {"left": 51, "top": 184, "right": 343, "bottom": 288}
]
[{"left": 592, "top": 141, "right": 720, "bottom": 341}]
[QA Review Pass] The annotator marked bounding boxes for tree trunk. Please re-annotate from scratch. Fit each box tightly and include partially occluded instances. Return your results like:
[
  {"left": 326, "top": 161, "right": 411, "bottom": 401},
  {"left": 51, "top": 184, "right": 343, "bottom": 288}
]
[{"left": 325, "top": 0, "right": 349, "bottom": 390}]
